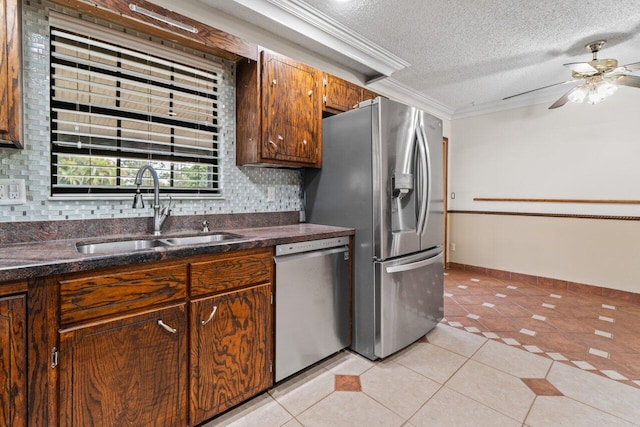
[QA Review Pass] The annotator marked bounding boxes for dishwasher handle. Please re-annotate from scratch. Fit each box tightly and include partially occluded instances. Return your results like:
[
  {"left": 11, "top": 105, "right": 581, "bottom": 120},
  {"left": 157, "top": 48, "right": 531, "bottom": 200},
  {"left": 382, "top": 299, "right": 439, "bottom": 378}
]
[
  {"left": 274, "top": 246, "right": 349, "bottom": 263},
  {"left": 275, "top": 236, "right": 349, "bottom": 257}
]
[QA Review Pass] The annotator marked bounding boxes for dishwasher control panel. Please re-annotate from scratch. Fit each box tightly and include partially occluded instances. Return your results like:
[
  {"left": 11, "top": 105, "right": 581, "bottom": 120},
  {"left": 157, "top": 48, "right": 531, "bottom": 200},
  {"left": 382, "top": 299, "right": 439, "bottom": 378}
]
[{"left": 275, "top": 236, "right": 349, "bottom": 256}]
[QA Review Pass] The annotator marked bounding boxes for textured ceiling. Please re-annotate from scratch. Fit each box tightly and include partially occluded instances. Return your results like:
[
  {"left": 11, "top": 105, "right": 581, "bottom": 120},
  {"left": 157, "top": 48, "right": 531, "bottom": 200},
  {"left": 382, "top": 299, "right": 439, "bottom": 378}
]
[
  {"left": 170, "top": 0, "right": 640, "bottom": 116},
  {"left": 301, "top": 0, "right": 640, "bottom": 113}
]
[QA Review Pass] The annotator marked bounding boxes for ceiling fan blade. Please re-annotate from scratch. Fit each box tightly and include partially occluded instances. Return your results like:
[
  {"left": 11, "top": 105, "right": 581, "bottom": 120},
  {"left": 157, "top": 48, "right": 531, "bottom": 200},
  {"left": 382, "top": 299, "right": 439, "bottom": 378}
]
[
  {"left": 620, "top": 61, "right": 640, "bottom": 72},
  {"left": 613, "top": 74, "right": 640, "bottom": 88},
  {"left": 563, "top": 62, "right": 598, "bottom": 74},
  {"left": 548, "top": 86, "right": 582, "bottom": 109},
  {"left": 502, "top": 80, "right": 575, "bottom": 100}
]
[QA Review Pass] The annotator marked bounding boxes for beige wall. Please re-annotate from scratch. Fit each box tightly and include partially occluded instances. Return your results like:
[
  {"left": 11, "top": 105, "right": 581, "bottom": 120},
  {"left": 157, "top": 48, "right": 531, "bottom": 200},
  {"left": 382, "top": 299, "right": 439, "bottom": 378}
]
[
  {"left": 447, "top": 85, "right": 640, "bottom": 294},
  {"left": 448, "top": 212, "right": 640, "bottom": 293}
]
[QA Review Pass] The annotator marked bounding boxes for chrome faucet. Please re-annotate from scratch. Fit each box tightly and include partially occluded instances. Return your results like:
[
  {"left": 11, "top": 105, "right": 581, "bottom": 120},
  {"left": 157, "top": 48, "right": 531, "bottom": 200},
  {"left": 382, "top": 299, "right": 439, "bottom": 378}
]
[{"left": 132, "top": 165, "right": 171, "bottom": 236}]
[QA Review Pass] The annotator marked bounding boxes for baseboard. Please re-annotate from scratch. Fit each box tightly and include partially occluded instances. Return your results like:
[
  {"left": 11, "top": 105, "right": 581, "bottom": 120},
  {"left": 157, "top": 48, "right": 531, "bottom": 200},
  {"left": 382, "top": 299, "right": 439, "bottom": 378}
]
[{"left": 446, "top": 262, "right": 640, "bottom": 304}]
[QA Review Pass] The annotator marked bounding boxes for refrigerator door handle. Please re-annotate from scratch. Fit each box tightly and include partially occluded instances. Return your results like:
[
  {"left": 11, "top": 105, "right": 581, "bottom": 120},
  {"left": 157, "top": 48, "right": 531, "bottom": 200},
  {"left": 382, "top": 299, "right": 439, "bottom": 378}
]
[
  {"left": 415, "top": 119, "right": 431, "bottom": 236},
  {"left": 385, "top": 251, "right": 443, "bottom": 273}
]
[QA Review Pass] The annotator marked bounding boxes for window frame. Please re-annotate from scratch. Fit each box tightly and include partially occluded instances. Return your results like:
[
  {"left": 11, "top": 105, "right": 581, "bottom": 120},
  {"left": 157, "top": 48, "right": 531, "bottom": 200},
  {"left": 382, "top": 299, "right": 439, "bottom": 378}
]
[{"left": 48, "top": 12, "right": 225, "bottom": 198}]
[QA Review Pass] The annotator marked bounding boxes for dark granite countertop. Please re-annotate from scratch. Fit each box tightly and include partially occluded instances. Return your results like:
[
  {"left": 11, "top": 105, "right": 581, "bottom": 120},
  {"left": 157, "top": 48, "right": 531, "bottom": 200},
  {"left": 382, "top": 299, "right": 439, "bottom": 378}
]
[{"left": 0, "top": 223, "right": 354, "bottom": 283}]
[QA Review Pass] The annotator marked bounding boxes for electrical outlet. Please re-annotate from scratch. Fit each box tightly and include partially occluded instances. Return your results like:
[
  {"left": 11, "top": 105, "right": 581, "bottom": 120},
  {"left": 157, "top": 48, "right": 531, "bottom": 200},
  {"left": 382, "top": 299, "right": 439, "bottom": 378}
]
[
  {"left": 9, "top": 184, "right": 19, "bottom": 199},
  {"left": 0, "top": 179, "right": 26, "bottom": 205},
  {"left": 451, "top": 243, "right": 456, "bottom": 252}
]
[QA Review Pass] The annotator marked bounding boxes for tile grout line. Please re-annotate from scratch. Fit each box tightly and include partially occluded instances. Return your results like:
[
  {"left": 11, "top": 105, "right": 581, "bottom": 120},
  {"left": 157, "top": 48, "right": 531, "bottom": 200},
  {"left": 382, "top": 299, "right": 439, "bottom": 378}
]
[
  {"left": 443, "top": 378, "right": 529, "bottom": 424},
  {"left": 521, "top": 394, "right": 540, "bottom": 426},
  {"left": 561, "top": 393, "right": 640, "bottom": 426}
]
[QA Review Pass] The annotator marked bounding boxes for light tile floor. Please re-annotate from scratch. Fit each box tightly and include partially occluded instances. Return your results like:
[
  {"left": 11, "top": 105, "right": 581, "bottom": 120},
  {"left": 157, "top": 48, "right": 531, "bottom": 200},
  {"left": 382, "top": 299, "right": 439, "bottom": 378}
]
[
  {"left": 204, "top": 269, "right": 640, "bottom": 426},
  {"left": 204, "top": 323, "right": 640, "bottom": 426}
]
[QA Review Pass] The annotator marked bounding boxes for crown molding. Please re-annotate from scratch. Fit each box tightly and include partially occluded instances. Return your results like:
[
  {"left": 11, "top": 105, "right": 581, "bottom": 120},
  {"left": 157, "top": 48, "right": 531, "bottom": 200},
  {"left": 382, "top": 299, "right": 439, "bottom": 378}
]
[
  {"left": 230, "top": 0, "right": 410, "bottom": 76},
  {"left": 368, "top": 78, "right": 455, "bottom": 120}
]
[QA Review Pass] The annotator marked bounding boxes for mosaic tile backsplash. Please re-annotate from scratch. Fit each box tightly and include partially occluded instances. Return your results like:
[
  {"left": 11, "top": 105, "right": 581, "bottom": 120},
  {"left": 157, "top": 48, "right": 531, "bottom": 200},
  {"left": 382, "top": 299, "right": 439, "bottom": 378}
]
[{"left": 0, "top": 0, "right": 302, "bottom": 223}]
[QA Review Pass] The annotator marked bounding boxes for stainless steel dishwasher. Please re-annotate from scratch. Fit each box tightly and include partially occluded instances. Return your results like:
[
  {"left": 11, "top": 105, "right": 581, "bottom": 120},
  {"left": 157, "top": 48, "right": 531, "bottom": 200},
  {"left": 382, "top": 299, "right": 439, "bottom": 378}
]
[{"left": 274, "top": 236, "right": 350, "bottom": 382}]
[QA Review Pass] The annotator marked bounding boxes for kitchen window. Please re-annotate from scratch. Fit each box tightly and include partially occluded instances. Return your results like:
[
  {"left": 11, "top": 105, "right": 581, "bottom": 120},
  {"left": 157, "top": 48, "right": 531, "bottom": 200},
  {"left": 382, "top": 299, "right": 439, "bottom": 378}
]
[{"left": 49, "top": 14, "right": 222, "bottom": 197}]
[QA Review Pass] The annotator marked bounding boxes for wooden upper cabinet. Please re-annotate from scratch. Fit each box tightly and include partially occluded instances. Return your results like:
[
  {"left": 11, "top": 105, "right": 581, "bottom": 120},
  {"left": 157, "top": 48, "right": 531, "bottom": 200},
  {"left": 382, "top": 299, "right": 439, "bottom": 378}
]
[
  {"left": 0, "top": 294, "right": 27, "bottom": 427},
  {"left": 58, "top": 304, "right": 188, "bottom": 427},
  {"left": 322, "top": 73, "right": 381, "bottom": 116},
  {"left": 46, "top": 0, "right": 257, "bottom": 61},
  {"left": 323, "top": 74, "right": 362, "bottom": 114},
  {"left": 0, "top": 0, "right": 23, "bottom": 148},
  {"left": 237, "top": 50, "right": 323, "bottom": 168},
  {"left": 362, "top": 88, "right": 379, "bottom": 103}
]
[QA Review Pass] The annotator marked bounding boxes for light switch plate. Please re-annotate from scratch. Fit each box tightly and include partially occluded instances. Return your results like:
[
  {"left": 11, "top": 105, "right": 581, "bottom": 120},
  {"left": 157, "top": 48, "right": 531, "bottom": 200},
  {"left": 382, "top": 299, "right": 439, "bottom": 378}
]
[
  {"left": 267, "top": 186, "right": 276, "bottom": 203},
  {"left": 0, "top": 179, "right": 26, "bottom": 205}
]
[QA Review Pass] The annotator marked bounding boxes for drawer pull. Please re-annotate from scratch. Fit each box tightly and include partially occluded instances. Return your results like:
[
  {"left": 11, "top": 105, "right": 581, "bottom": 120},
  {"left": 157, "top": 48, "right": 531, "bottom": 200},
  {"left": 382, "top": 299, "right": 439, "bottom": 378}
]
[
  {"left": 201, "top": 305, "right": 218, "bottom": 326},
  {"left": 157, "top": 319, "right": 177, "bottom": 334}
]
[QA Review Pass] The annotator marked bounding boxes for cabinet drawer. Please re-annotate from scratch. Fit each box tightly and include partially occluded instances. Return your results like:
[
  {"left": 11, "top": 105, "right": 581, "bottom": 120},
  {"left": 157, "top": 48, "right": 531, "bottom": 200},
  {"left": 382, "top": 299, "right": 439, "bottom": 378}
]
[
  {"left": 59, "top": 263, "right": 187, "bottom": 325},
  {"left": 190, "top": 248, "right": 272, "bottom": 297}
]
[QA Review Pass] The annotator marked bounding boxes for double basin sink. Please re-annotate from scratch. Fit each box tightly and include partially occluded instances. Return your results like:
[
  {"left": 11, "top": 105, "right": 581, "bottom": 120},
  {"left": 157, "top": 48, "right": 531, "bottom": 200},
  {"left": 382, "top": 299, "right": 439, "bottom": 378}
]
[{"left": 76, "top": 232, "right": 245, "bottom": 254}]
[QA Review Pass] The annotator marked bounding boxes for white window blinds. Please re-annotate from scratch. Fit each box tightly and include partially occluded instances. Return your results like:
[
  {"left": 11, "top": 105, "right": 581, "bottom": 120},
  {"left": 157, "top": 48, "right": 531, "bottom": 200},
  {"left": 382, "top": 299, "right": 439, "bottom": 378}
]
[{"left": 49, "top": 16, "right": 222, "bottom": 196}]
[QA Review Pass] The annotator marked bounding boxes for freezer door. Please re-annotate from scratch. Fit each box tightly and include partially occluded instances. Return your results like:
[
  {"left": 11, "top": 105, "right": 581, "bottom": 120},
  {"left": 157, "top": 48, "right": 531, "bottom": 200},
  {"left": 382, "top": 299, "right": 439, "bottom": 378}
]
[{"left": 374, "top": 249, "right": 444, "bottom": 358}]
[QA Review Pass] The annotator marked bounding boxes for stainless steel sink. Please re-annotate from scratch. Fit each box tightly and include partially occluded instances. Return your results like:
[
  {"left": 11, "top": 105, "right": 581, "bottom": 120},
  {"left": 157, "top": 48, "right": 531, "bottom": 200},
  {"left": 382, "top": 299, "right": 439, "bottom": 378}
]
[
  {"left": 76, "top": 233, "right": 246, "bottom": 254},
  {"left": 76, "top": 239, "right": 168, "bottom": 254},
  {"left": 161, "top": 233, "right": 244, "bottom": 246}
]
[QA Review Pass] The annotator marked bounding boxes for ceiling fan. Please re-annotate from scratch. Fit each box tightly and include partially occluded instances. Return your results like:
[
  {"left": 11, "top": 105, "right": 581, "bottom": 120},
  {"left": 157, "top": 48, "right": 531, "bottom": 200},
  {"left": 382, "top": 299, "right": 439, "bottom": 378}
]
[{"left": 504, "top": 40, "right": 640, "bottom": 109}]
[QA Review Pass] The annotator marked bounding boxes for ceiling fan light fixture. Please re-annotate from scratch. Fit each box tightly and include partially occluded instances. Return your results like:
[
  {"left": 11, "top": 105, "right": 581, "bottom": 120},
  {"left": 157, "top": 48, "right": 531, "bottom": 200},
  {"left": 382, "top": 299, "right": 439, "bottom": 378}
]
[
  {"left": 568, "top": 86, "right": 587, "bottom": 104},
  {"left": 568, "top": 80, "right": 618, "bottom": 105},
  {"left": 587, "top": 80, "right": 618, "bottom": 105},
  {"left": 506, "top": 39, "right": 638, "bottom": 109}
]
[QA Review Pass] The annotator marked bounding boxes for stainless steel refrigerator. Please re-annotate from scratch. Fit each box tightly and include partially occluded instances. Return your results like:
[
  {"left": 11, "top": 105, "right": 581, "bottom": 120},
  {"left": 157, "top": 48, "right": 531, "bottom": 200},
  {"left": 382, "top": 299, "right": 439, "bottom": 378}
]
[{"left": 304, "top": 97, "right": 444, "bottom": 360}]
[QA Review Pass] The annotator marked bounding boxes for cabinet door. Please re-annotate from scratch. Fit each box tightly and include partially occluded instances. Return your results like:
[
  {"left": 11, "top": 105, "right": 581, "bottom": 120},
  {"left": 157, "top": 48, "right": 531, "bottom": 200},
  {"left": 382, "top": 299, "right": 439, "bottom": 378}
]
[
  {"left": 0, "top": 294, "right": 26, "bottom": 427},
  {"left": 0, "top": 0, "right": 22, "bottom": 147},
  {"left": 190, "top": 283, "right": 272, "bottom": 424},
  {"left": 261, "top": 50, "right": 321, "bottom": 166},
  {"left": 362, "top": 88, "right": 379, "bottom": 103},
  {"left": 58, "top": 304, "right": 188, "bottom": 427},
  {"left": 323, "top": 74, "right": 362, "bottom": 114}
]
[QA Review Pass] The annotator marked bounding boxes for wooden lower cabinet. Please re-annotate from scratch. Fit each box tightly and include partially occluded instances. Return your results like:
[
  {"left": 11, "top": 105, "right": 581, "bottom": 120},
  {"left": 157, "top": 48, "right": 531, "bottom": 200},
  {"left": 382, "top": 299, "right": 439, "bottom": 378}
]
[
  {"left": 0, "top": 294, "right": 27, "bottom": 427},
  {"left": 18, "top": 248, "right": 275, "bottom": 426},
  {"left": 190, "top": 283, "right": 272, "bottom": 425},
  {"left": 58, "top": 304, "right": 188, "bottom": 427}
]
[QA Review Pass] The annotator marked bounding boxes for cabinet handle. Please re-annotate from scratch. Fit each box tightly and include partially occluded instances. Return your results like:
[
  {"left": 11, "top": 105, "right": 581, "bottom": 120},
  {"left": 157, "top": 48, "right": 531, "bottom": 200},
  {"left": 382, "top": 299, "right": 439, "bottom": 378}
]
[
  {"left": 201, "top": 305, "right": 218, "bottom": 326},
  {"left": 302, "top": 139, "right": 307, "bottom": 145},
  {"left": 308, "top": 90, "right": 313, "bottom": 96},
  {"left": 268, "top": 140, "right": 278, "bottom": 151},
  {"left": 157, "top": 319, "right": 177, "bottom": 334},
  {"left": 272, "top": 79, "right": 277, "bottom": 85}
]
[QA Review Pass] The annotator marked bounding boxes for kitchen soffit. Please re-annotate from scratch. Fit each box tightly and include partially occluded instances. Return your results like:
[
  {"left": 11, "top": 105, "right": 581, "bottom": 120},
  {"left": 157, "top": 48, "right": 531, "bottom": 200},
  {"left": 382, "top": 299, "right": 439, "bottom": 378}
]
[{"left": 150, "top": 0, "right": 640, "bottom": 119}]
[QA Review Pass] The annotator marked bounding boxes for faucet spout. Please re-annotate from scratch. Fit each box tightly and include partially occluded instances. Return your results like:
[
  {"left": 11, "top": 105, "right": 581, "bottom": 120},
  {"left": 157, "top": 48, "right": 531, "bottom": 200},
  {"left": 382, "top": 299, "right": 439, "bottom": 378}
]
[{"left": 132, "top": 165, "right": 171, "bottom": 235}]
